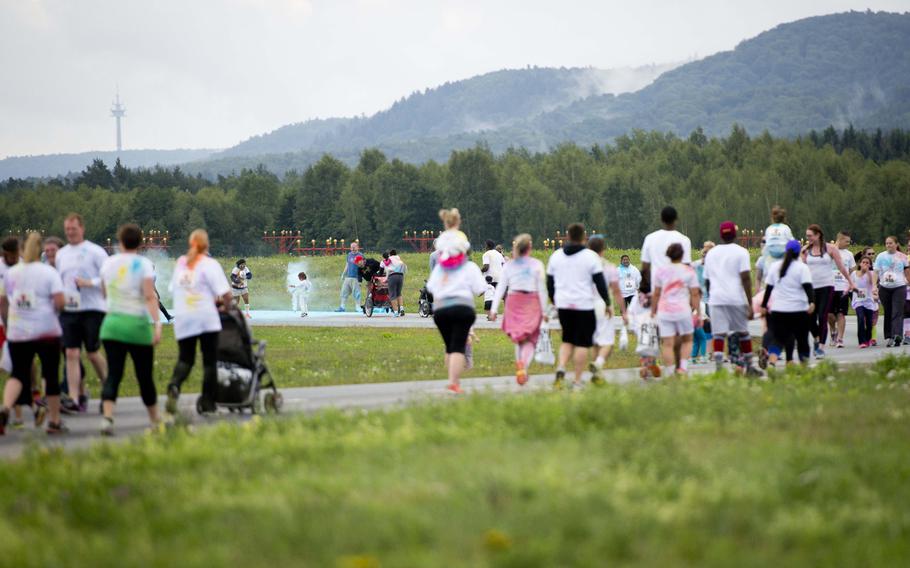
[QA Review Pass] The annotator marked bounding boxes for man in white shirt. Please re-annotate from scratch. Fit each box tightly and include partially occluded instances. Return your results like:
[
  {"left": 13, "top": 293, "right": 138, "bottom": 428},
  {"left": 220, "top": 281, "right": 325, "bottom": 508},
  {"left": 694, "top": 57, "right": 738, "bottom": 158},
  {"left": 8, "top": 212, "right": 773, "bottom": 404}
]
[
  {"left": 704, "top": 221, "right": 759, "bottom": 375},
  {"left": 640, "top": 206, "right": 692, "bottom": 292},
  {"left": 546, "top": 223, "right": 612, "bottom": 388},
  {"left": 56, "top": 213, "right": 109, "bottom": 413},
  {"left": 481, "top": 240, "right": 506, "bottom": 288},
  {"left": 828, "top": 231, "right": 856, "bottom": 348}
]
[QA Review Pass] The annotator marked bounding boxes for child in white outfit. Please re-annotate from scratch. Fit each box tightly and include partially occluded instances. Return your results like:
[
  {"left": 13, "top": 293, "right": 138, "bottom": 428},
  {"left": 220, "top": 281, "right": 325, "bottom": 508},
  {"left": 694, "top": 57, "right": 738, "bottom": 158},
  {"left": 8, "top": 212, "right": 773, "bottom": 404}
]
[{"left": 289, "top": 272, "right": 312, "bottom": 316}]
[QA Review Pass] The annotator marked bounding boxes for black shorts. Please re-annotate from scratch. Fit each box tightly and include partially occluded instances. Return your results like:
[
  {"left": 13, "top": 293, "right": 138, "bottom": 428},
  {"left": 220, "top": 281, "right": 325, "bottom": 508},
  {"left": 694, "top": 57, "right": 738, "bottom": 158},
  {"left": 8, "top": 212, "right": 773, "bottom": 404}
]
[
  {"left": 831, "top": 291, "right": 851, "bottom": 316},
  {"left": 623, "top": 295, "right": 633, "bottom": 308},
  {"left": 557, "top": 309, "right": 596, "bottom": 348},
  {"left": 60, "top": 311, "right": 105, "bottom": 352},
  {"left": 484, "top": 300, "right": 493, "bottom": 311},
  {"left": 433, "top": 306, "right": 476, "bottom": 354}
]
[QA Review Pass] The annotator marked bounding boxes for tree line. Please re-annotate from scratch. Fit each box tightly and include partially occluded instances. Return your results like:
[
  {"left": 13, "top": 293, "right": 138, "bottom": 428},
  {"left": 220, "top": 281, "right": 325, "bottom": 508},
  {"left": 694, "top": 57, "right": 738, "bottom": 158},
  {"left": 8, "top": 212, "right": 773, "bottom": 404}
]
[{"left": 2, "top": 125, "right": 909, "bottom": 255}]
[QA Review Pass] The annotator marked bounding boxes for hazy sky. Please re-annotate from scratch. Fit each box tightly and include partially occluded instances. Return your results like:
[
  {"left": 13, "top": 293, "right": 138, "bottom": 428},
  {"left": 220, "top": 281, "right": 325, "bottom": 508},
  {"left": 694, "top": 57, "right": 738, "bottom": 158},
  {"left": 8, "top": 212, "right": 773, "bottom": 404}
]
[{"left": 1, "top": 0, "right": 907, "bottom": 158}]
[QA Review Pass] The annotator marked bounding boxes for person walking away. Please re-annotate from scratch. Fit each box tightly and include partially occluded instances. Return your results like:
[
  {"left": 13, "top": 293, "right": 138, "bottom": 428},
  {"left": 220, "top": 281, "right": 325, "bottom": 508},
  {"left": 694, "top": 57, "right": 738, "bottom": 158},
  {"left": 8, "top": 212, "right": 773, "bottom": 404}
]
[
  {"left": 426, "top": 237, "right": 485, "bottom": 394},
  {"left": 617, "top": 255, "right": 641, "bottom": 308},
  {"left": 640, "top": 206, "right": 692, "bottom": 293},
  {"left": 483, "top": 275, "right": 495, "bottom": 313},
  {"left": 337, "top": 242, "right": 363, "bottom": 312},
  {"left": 1, "top": 237, "right": 40, "bottom": 428},
  {"left": 704, "top": 222, "right": 760, "bottom": 375},
  {"left": 873, "top": 236, "right": 909, "bottom": 347},
  {"left": 546, "top": 223, "right": 613, "bottom": 388},
  {"left": 651, "top": 244, "right": 701, "bottom": 376},
  {"left": 98, "top": 224, "right": 162, "bottom": 435},
  {"left": 0, "top": 233, "right": 67, "bottom": 435},
  {"left": 762, "top": 205, "right": 793, "bottom": 267},
  {"left": 587, "top": 236, "right": 628, "bottom": 382},
  {"left": 435, "top": 208, "right": 469, "bottom": 255},
  {"left": 762, "top": 240, "right": 815, "bottom": 366},
  {"left": 384, "top": 249, "right": 407, "bottom": 316},
  {"left": 861, "top": 247, "right": 880, "bottom": 345},
  {"left": 690, "top": 296, "right": 709, "bottom": 365},
  {"left": 165, "top": 230, "right": 233, "bottom": 415},
  {"left": 802, "top": 224, "right": 853, "bottom": 358},
  {"left": 481, "top": 240, "right": 505, "bottom": 288},
  {"left": 828, "top": 231, "right": 855, "bottom": 348},
  {"left": 851, "top": 255, "right": 878, "bottom": 348},
  {"left": 289, "top": 272, "right": 312, "bottom": 317},
  {"left": 488, "top": 234, "right": 547, "bottom": 386},
  {"left": 56, "top": 213, "right": 109, "bottom": 413},
  {"left": 230, "top": 259, "right": 253, "bottom": 319}
]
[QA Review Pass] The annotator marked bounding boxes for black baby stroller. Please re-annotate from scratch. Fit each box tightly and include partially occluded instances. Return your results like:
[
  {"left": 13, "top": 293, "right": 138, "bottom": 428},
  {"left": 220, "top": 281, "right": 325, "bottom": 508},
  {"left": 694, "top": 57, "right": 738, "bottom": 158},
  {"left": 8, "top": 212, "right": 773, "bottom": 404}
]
[
  {"left": 202, "top": 306, "right": 283, "bottom": 415},
  {"left": 418, "top": 282, "right": 433, "bottom": 318}
]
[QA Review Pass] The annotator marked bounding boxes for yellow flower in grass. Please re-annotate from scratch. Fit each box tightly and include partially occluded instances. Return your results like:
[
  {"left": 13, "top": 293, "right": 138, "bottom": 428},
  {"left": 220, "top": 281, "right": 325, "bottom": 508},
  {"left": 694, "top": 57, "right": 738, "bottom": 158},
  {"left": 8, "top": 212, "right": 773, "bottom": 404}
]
[
  {"left": 483, "top": 529, "right": 512, "bottom": 552},
  {"left": 337, "top": 555, "right": 380, "bottom": 568}
]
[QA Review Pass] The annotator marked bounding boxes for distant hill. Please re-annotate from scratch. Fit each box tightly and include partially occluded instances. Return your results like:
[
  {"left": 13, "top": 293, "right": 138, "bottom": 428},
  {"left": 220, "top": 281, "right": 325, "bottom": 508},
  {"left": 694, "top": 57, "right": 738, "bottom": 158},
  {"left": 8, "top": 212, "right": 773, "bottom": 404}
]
[{"left": 0, "top": 149, "right": 218, "bottom": 180}]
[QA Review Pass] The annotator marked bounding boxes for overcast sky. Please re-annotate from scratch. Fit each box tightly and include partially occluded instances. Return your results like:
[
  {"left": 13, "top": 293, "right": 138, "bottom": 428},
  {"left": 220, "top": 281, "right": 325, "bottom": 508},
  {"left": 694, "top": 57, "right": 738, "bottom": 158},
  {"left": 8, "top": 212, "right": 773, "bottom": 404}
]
[{"left": 1, "top": 0, "right": 907, "bottom": 158}]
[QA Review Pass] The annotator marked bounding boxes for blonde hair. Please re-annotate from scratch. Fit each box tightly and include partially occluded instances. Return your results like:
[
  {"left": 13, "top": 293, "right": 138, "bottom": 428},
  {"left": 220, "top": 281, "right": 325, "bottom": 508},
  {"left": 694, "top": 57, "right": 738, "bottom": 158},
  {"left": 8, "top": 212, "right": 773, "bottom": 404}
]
[
  {"left": 22, "top": 232, "right": 43, "bottom": 263},
  {"left": 439, "top": 208, "right": 461, "bottom": 230},
  {"left": 186, "top": 229, "right": 209, "bottom": 268},
  {"left": 513, "top": 233, "right": 532, "bottom": 256}
]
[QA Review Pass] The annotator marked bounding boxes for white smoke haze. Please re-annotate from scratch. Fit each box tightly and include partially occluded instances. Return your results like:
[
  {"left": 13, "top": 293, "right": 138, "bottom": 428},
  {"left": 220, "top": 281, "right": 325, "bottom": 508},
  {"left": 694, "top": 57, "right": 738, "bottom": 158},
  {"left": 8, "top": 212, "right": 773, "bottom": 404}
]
[{"left": 144, "top": 249, "right": 175, "bottom": 304}]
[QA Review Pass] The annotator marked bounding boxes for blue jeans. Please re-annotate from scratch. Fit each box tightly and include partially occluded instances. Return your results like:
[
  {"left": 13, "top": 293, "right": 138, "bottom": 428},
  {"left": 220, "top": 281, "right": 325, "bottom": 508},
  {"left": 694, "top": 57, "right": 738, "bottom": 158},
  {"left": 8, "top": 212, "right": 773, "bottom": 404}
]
[{"left": 691, "top": 327, "right": 708, "bottom": 358}]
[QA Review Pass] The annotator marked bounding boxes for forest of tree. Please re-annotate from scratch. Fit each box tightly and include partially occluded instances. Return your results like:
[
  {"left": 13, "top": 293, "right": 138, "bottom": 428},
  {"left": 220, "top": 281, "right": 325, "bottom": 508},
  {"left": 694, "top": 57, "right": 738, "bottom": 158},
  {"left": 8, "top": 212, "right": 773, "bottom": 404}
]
[{"left": 2, "top": 125, "right": 910, "bottom": 255}]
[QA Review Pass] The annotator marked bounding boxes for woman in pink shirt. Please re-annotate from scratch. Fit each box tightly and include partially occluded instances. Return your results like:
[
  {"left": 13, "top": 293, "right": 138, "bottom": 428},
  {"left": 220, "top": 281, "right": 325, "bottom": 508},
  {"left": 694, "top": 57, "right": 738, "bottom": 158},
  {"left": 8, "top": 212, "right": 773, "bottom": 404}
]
[{"left": 651, "top": 243, "right": 701, "bottom": 376}]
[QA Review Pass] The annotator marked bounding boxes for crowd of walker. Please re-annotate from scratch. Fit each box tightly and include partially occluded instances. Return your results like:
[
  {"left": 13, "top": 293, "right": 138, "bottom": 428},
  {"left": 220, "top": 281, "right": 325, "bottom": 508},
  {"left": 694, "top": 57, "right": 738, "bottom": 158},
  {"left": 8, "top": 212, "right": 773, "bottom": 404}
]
[{"left": 1, "top": 205, "right": 909, "bottom": 435}]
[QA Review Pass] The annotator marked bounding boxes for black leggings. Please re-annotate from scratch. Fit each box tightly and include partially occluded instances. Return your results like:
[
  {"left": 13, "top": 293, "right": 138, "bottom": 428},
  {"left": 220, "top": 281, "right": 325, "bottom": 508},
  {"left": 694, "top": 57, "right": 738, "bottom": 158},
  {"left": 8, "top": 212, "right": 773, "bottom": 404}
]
[
  {"left": 169, "top": 332, "right": 219, "bottom": 401},
  {"left": 810, "top": 286, "right": 834, "bottom": 344},
  {"left": 878, "top": 285, "right": 907, "bottom": 340},
  {"left": 433, "top": 306, "right": 476, "bottom": 354},
  {"left": 102, "top": 340, "right": 156, "bottom": 406},
  {"left": 8, "top": 340, "right": 61, "bottom": 397},
  {"left": 768, "top": 311, "right": 811, "bottom": 363}
]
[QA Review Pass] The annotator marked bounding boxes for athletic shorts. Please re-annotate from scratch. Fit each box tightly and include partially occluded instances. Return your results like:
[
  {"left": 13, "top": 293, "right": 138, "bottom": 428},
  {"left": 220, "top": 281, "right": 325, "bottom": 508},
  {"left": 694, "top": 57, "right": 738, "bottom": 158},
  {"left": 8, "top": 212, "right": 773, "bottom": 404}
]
[
  {"left": 623, "top": 295, "right": 634, "bottom": 308},
  {"left": 708, "top": 304, "right": 750, "bottom": 336},
  {"left": 433, "top": 306, "right": 476, "bottom": 354},
  {"left": 231, "top": 287, "right": 248, "bottom": 298},
  {"left": 60, "top": 311, "right": 105, "bottom": 352},
  {"left": 387, "top": 273, "right": 404, "bottom": 301},
  {"left": 657, "top": 316, "right": 694, "bottom": 338},
  {"left": 557, "top": 309, "right": 596, "bottom": 348},
  {"left": 483, "top": 300, "right": 493, "bottom": 311},
  {"left": 831, "top": 291, "right": 851, "bottom": 316},
  {"left": 593, "top": 312, "right": 615, "bottom": 347}
]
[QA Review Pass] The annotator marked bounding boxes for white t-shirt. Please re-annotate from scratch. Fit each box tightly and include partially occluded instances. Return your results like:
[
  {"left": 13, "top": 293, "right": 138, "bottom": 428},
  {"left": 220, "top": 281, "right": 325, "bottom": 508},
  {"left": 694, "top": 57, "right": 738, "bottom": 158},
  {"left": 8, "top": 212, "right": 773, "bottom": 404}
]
[
  {"left": 489, "top": 256, "right": 548, "bottom": 314},
  {"left": 703, "top": 243, "right": 751, "bottom": 306},
  {"left": 100, "top": 253, "right": 155, "bottom": 317},
  {"left": 0, "top": 262, "right": 64, "bottom": 342},
  {"left": 762, "top": 223, "right": 793, "bottom": 257},
  {"left": 833, "top": 248, "right": 856, "bottom": 292},
  {"left": 765, "top": 259, "right": 813, "bottom": 312},
  {"left": 653, "top": 263, "right": 699, "bottom": 321},
  {"left": 618, "top": 264, "right": 641, "bottom": 297},
  {"left": 546, "top": 247, "right": 604, "bottom": 311},
  {"left": 56, "top": 240, "right": 109, "bottom": 313},
  {"left": 482, "top": 249, "right": 506, "bottom": 282},
  {"left": 426, "top": 261, "right": 487, "bottom": 310},
  {"left": 290, "top": 280, "right": 312, "bottom": 295},
  {"left": 170, "top": 255, "right": 232, "bottom": 341},
  {"left": 641, "top": 229, "right": 692, "bottom": 283},
  {"left": 874, "top": 251, "right": 909, "bottom": 288}
]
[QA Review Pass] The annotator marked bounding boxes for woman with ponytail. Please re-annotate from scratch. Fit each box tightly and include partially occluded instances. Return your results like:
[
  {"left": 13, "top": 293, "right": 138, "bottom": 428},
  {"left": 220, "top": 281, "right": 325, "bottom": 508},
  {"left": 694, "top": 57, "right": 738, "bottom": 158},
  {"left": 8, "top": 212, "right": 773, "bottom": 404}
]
[
  {"left": 165, "top": 230, "right": 233, "bottom": 415},
  {"left": 761, "top": 239, "right": 815, "bottom": 366}
]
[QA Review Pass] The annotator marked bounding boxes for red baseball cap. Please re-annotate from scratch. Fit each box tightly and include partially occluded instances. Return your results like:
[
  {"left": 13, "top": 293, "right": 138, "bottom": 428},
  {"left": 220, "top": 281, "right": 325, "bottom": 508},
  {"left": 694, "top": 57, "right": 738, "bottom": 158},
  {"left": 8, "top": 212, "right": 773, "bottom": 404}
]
[{"left": 719, "top": 221, "right": 737, "bottom": 238}]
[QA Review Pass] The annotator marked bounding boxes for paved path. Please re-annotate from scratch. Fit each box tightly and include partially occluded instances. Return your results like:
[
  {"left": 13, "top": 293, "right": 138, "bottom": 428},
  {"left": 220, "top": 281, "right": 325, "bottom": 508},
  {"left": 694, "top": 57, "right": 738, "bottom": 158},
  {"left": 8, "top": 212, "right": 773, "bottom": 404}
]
[{"left": 1, "top": 316, "right": 905, "bottom": 459}]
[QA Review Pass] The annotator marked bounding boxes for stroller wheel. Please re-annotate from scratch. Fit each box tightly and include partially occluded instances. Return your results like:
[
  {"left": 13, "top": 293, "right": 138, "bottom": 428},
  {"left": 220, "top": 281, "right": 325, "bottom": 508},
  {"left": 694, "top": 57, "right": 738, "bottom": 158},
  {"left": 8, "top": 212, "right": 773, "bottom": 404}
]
[
  {"left": 265, "top": 392, "right": 284, "bottom": 414},
  {"left": 251, "top": 393, "right": 262, "bottom": 415}
]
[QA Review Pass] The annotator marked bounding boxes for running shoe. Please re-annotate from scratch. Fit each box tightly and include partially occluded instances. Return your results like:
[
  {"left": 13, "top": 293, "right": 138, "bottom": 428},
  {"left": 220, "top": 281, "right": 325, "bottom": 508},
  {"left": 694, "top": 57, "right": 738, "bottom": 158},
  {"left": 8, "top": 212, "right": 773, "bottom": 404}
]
[
  {"left": 245, "top": 312, "right": 252, "bottom": 320},
  {"left": 814, "top": 347, "right": 826, "bottom": 359},
  {"left": 859, "top": 342, "right": 869, "bottom": 349},
  {"left": 399, "top": 308, "right": 405, "bottom": 316},
  {"left": 165, "top": 384, "right": 180, "bottom": 415},
  {"left": 300, "top": 313, "right": 307, "bottom": 318},
  {"left": 553, "top": 369, "right": 566, "bottom": 389},
  {"left": 334, "top": 307, "right": 345, "bottom": 312},
  {"left": 34, "top": 404, "right": 46, "bottom": 428},
  {"left": 588, "top": 362, "right": 604, "bottom": 384},
  {"left": 46, "top": 421, "right": 69, "bottom": 435},
  {"left": 60, "top": 397, "right": 79, "bottom": 415},
  {"left": 871, "top": 339, "right": 878, "bottom": 346},
  {"left": 515, "top": 362, "right": 528, "bottom": 386},
  {"left": 0, "top": 407, "right": 7, "bottom": 435},
  {"left": 758, "top": 349, "right": 768, "bottom": 370},
  {"left": 836, "top": 339, "right": 845, "bottom": 349},
  {"left": 829, "top": 332, "right": 838, "bottom": 347},
  {"left": 590, "top": 375, "right": 606, "bottom": 386},
  {"left": 744, "top": 366, "right": 764, "bottom": 378},
  {"left": 886, "top": 338, "right": 895, "bottom": 348},
  {"left": 895, "top": 337, "right": 904, "bottom": 347},
  {"left": 446, "top": 383, "right": 463, "bottom": 395},
  {"left": 78, "top": 394, "right": 89, "bottom": 413},
  {"left": 100, "top": 417, "right": 114, "bottom": 437}
]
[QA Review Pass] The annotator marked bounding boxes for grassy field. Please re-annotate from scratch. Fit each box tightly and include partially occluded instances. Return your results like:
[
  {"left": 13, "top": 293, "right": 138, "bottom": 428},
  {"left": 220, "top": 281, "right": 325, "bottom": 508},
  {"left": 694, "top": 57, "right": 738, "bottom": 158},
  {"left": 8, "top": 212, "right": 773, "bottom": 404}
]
[
  {"left": 67, "top": 325, "right": 641, "bottom": 397},
  {"left": 2, "top": 357, "right": 909, "bottom": 566}
]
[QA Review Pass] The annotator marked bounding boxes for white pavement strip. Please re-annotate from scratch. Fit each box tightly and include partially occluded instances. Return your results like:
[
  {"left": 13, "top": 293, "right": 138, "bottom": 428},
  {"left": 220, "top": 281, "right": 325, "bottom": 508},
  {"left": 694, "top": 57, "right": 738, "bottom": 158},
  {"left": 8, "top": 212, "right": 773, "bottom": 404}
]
[{"left": 1, "top": 317, "right": 906, "bottom": 458}]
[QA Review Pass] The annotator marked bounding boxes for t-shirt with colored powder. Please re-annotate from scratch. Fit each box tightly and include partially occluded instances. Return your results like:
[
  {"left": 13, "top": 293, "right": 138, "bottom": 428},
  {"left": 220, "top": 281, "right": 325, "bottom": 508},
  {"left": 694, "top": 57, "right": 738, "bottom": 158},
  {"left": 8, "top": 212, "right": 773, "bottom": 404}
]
[
  {"left": 99, "top": 253, "right": 156, "bottom": 345},
  {"left": 169, "top": 255, "right": 232, "bottom": 341},
  {"left": 652, "top": 263, "right": 699, "bottom": 321},
  {"left": 874, "top": 251, "right": 908, "bottom": 288},
  {"left": 0, "top": 262, "right": 64, "bottom": 342}
]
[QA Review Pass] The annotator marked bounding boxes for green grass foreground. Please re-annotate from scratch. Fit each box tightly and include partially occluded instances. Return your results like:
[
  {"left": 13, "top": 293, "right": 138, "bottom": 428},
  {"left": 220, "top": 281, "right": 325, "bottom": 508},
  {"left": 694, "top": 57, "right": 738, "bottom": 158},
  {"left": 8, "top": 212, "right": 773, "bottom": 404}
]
[
  {"left": 3, "top": 358, "right": 910, "bottom": 566},
  {"left": 83, "top": 325, "right": 641, "bottom": 397}
]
